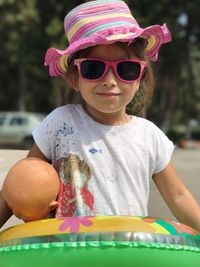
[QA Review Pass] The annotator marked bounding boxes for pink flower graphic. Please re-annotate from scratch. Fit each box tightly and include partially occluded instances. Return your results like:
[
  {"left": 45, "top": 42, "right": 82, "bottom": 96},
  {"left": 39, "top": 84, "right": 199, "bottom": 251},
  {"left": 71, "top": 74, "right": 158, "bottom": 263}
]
[{"left": 59, "top": 216, "right": 94, "bottom": 233}]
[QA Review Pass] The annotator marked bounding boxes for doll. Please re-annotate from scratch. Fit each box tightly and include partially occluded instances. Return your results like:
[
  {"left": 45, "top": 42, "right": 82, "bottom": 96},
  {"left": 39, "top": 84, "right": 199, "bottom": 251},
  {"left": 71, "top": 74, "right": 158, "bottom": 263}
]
[{"left": 2, "top": 157, "right": 60, "bottom": 222}]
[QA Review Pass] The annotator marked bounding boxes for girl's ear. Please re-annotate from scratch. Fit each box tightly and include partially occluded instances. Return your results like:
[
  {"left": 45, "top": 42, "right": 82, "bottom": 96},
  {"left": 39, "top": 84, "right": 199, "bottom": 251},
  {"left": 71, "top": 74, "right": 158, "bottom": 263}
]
[
  {"left": 66, "top": 70, "right": 80, "bottom": 92},
  {"left": 71, "top": 76, "right": 80, "bottom": 92},
  {"left": 134, "top": 82, "right": 140, "bottom": 93}
]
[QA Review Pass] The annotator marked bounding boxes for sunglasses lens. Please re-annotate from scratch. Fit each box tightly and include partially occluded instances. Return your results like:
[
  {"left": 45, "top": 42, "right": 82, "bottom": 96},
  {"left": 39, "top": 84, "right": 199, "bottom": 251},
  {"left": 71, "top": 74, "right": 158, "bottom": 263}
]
[
  {"left": 80, "top": 60, "right": 105, "bottom": 80},
  {"left": 117, "top": 61, "right": 141, "bottom": 81}
]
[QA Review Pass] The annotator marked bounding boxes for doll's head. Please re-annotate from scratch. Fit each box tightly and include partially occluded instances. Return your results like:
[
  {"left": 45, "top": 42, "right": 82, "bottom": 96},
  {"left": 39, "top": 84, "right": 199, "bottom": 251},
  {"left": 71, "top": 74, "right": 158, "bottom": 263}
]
[{"left": 2, "top": 158, "right": 60, "bottom": 222}]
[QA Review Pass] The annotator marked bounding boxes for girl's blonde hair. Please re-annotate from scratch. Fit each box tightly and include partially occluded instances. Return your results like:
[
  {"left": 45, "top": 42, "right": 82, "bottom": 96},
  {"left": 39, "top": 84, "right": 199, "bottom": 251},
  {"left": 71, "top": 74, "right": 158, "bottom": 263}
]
[{"left": 65, "top": 39, "right": 154, "bottom": 116}]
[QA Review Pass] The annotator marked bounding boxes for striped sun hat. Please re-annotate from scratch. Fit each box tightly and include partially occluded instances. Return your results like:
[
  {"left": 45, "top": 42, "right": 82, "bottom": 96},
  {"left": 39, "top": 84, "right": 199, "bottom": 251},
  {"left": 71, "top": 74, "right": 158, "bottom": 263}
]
[{"left": 45, "top": 0, "right": 171, "bottom": 77}]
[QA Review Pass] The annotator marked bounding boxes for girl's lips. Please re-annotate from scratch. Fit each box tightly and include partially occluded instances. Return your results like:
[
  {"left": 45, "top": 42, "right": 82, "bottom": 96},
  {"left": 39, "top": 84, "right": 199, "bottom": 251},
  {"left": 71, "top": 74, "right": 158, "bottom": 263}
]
[
  {"left": 96, "top": 92, "right": 121, "bottom": 99},
  {"left": 96, "top": 92, "right": 121, "bottom": 96}
]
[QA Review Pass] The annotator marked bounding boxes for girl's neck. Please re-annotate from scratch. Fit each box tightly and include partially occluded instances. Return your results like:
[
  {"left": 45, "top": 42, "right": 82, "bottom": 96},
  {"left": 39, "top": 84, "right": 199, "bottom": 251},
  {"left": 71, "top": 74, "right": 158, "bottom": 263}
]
[{"left": 83, "top": 105, "right": 132, "bottom": 126}]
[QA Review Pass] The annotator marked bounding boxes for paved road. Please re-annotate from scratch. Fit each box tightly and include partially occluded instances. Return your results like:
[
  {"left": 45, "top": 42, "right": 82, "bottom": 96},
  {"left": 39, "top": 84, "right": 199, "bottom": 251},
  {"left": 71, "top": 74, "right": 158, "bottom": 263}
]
[
  {"left": 0, "top": 150, "right": 28, "bottom": 229},
  {"left": 148, "top": 148, "right": 200, "bottom": 220},
  {"left": 0, "top": 148, "right": 199, "bottom": 230}
]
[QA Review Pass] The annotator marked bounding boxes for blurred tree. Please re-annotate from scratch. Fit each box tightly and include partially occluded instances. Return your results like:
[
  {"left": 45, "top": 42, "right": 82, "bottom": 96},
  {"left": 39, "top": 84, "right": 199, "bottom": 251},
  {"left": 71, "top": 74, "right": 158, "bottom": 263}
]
[
  {"left": 0, "top": 0, "right": 39, "bottom": 111},
  {"left": 128, "top": 0, "right": 200, "bottom": 130},
  {"left": 0, "top": 0, "right": 200, "bottom": 132}
]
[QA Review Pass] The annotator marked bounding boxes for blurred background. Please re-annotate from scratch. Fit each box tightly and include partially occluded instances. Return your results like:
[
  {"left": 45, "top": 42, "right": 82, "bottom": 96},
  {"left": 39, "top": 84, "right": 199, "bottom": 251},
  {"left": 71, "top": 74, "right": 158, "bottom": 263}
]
[
  {"left": 0, "top": 0, "right": 200, "bottom": 149},
  {"left": 0, "top": 0, "right": 199, "bottom": 228}
]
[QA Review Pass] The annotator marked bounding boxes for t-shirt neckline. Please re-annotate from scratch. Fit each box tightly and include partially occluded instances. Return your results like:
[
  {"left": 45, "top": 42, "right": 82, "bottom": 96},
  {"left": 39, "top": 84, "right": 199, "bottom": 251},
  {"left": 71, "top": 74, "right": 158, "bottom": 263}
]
[{"left": 77, "top": 104, "right": 136, "bottom": 129}]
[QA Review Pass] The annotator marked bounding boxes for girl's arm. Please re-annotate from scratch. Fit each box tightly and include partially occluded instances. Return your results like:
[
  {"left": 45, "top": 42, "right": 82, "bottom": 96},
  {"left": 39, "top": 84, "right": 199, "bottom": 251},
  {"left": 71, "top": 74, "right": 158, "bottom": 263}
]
[
  {"left": 27, "top": 143, "right": 51, "bottom": 162},
  {"left": 0, "top": 190, "right": 12, "bottom": 228},
  {"left": 153, "top": 161, "right": 200, "bottom": 232}
]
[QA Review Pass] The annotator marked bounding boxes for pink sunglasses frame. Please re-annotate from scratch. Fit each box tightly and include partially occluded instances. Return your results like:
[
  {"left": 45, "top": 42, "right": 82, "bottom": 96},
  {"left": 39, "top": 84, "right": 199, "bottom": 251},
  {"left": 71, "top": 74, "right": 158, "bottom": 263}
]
[{"left": 74, "top": 58, "right": 147, "bottom": 83}]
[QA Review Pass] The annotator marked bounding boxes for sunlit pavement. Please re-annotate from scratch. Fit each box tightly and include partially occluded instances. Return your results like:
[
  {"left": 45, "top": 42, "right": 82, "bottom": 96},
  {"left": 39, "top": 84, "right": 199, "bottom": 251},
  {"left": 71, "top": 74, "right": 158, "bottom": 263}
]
[
  {"left": 148, "top": 147, "right": 200, "bottom": 220},
  {"left": 0, "top": 149, "right": 28, "bottom": 230},
  {"left": 0, "top": 148, "right": 200, "bottom": 230}
]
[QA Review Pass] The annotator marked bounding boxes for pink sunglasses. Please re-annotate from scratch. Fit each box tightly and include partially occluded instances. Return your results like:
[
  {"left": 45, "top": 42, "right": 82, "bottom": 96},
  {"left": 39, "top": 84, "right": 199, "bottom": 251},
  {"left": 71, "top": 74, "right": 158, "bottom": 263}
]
[{"left": 74, "top": 58, "right": 146, "bottom": 83}]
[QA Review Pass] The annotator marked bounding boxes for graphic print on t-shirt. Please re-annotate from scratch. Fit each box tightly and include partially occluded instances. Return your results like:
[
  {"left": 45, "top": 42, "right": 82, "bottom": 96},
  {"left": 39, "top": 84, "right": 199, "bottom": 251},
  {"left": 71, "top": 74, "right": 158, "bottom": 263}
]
[{"left": 54, "top": 154, "right": 94, "bottom": 217}]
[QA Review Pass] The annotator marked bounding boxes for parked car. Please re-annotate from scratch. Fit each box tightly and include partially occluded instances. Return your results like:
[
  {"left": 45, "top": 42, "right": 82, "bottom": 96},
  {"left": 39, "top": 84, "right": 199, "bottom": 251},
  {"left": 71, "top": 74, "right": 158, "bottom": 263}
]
[
  {"left": 167, "top": 123, "right": 200, "bottom": 149},
  {"left": 0, "top": 112, "right": 44, "bottom": 149},
  {"left": 177, "top": 126, "right": 200, "bottom": 149},
  {"left": 177, "top": 139, "right": 200, "bottom": 149}
]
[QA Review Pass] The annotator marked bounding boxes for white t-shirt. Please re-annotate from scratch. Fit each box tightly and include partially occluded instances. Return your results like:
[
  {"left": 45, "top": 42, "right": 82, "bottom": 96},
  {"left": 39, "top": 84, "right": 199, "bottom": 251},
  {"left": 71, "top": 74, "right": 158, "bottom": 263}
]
[{"left": 33, "top": 104, "right": 174, "bottom": 217}]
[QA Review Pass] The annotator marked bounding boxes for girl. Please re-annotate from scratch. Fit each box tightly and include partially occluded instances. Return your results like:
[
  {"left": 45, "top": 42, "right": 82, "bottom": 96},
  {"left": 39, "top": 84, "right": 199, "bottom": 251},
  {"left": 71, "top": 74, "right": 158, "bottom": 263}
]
[{"left": 0, "top": 0, "right": 200, "bottom": 231}]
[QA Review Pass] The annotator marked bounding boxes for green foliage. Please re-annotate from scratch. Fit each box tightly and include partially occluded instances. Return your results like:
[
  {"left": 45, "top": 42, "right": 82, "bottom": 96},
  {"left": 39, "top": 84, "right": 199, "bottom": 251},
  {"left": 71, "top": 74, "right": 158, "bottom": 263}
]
[{"left": 0, "top": 0, "right": 200, "bottom": 130}]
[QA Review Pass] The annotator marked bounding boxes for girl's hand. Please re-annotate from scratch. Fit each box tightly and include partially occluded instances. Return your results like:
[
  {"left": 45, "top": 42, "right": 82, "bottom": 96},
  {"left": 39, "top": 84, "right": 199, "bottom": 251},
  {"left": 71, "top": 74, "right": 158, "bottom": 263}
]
[{"left": 0, "top": 190, "right": 13, "bottom": 228}]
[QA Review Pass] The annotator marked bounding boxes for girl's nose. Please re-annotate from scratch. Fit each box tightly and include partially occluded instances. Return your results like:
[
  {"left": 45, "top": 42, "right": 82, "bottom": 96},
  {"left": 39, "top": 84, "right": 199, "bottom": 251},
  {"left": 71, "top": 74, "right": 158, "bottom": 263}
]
[{"left": 101, "top": 68, "right": 117, "bottom": 87}]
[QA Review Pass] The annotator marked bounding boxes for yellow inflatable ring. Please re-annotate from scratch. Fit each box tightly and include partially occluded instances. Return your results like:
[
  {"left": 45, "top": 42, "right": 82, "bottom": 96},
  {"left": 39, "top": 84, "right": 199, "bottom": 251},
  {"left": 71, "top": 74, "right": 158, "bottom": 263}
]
[{"left": 0, "top": 216, "right": 200, "bottom": 267}]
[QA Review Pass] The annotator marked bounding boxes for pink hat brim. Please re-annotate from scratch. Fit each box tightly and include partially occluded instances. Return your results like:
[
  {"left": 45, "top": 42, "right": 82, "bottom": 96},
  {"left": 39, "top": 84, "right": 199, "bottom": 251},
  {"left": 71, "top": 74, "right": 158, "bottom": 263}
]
[{"left": 45, "top": 24, "right": 171, "bottom": 77}]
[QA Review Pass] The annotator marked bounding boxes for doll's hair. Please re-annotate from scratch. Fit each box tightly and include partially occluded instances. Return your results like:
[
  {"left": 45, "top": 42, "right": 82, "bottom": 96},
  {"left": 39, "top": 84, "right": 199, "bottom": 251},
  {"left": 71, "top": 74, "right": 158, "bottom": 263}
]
[{"left": 65, "top": 38, "right": 154, "bottom": 116}]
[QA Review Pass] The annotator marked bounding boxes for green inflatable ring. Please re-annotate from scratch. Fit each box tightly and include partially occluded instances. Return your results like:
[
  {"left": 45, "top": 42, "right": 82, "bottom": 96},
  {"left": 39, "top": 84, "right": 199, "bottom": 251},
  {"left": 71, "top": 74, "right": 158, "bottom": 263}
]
[{"left": 0, "top": 216, "right": 200, "bottom": 267}]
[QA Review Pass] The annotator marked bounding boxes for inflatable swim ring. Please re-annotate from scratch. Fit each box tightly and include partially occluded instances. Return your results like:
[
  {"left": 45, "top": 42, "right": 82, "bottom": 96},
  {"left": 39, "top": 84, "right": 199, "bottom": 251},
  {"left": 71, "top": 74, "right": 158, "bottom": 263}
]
[{"left": 0, "top": 216, "right": 199, "bottom": 267}]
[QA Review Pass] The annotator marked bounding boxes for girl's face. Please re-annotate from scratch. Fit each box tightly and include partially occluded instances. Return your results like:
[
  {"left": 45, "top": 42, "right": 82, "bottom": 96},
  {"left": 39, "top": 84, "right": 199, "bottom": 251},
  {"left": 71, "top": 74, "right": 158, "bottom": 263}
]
[{"left": 74, "top": 44, "right": 141, "bottom": 125}]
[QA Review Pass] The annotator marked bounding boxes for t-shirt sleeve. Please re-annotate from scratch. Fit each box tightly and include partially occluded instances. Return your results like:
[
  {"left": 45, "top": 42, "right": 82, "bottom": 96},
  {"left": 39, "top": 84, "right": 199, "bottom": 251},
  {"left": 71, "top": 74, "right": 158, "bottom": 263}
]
[
  {"left": 153, "top": 126, "right": 174, "bottom": 174},
  {"left": 32, "top": 111, "right": 56, "bottom": 161}
]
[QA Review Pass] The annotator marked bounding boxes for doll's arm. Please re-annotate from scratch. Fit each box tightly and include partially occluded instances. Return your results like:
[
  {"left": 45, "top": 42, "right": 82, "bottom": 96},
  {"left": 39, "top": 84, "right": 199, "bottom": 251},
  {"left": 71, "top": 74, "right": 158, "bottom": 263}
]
[
  {"left": 153, "top": 161, "right": 200, "bottom": 232},
  {"left": 0, "top": 190, "right": 12, "bottom": 228}
]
